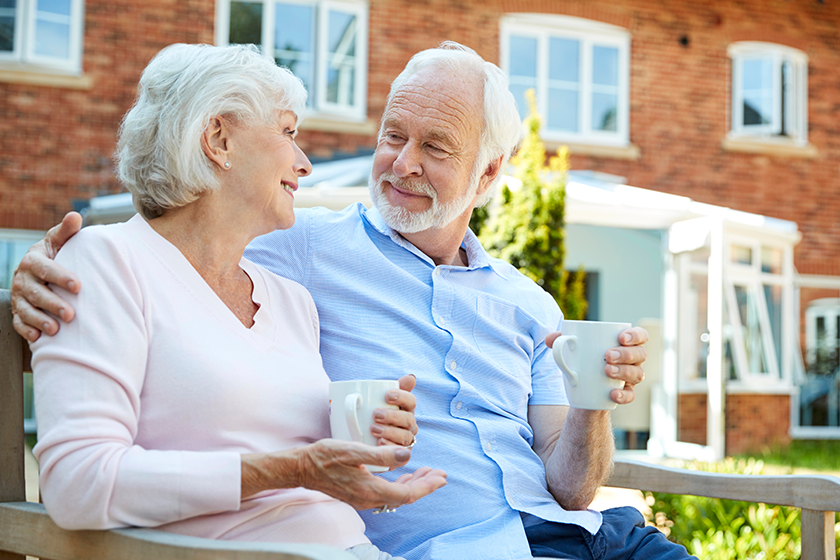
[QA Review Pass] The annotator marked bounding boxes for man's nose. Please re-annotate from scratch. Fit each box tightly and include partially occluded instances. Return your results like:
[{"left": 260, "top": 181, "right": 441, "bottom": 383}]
[{"left": 392, "top": 141, "right": 423, "bottom": 177}]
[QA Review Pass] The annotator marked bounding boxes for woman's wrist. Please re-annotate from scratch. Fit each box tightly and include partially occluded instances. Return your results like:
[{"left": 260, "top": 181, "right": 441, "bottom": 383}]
[{"left": 240, "top": 448, "right": 305, "bottom": 499}]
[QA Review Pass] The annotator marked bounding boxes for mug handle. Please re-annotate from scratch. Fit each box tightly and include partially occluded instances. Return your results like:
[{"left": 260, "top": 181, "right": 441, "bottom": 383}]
[
  {"left": 552, "top": 335, "right": 579, "bottom": 387},
  {"left": 344, "top": 393, "right": 364, "bottom": 442}
]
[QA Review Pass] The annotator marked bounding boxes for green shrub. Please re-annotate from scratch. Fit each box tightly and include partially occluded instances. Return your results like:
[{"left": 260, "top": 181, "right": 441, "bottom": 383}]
[{"left": 646, "top": 458, "right": 840, "bottom": 559}]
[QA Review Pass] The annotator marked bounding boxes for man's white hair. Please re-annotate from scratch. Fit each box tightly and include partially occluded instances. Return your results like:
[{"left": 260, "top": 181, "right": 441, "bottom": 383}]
[
  {"left": 117, "top": 43, "right": 308, "bottom": 220},
  {"left": 381, "top": 41, "right": 523, "bottom": 207}
]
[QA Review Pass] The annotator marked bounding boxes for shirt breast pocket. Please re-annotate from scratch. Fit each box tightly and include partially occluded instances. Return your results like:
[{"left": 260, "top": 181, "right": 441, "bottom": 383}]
[{"left": 472, "top": 296, "right": 536, "bottom": 379}]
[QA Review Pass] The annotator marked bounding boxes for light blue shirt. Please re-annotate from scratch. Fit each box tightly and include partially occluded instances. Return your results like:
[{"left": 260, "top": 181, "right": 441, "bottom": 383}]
[{"left": 245, "top": 204, "right": 602, "bottom": 560}]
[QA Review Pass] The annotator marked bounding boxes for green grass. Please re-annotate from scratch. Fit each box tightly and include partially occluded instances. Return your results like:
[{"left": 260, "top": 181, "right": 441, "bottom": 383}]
[{"left": 735, "top": 440, "right": 840, "bottom": 473}]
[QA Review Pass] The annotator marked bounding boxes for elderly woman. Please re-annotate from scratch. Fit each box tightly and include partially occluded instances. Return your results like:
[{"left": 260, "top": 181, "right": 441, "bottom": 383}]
[{"left": 30, "top": 43, "right": 446, "bottom": 559}]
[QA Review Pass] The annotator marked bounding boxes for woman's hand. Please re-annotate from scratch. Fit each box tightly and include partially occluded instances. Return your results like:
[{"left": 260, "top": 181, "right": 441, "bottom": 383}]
[
  {"left": 241, "top": 440, "right": 447, "bottom": 511},
  {"left": 371, "top": 374, "right": 418, "bottom": 448}
]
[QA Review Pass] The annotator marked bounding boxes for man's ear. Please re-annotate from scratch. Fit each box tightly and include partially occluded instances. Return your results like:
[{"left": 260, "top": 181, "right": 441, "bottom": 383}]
[
  {"left": 475, "top": 155, "right": 505, "bottom": 197},
  {"left": 201, "top": 116, "right": 232, "bottom": 170}
]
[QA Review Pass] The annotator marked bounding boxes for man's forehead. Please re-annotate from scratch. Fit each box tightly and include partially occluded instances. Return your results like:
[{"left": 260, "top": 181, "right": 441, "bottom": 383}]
[{"left": 384, "top": 71, "right": 483, "bottom": 140}]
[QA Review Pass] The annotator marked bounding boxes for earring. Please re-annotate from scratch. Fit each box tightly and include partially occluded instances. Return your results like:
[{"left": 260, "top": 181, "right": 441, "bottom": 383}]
[{"left": 224, "top": 161, "right": 231, "bottom": 169}]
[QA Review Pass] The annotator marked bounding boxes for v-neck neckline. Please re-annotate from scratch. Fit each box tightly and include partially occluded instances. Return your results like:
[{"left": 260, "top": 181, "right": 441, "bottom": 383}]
[{"left": 127, "top": 215, "right": 277, "bottom": 343}]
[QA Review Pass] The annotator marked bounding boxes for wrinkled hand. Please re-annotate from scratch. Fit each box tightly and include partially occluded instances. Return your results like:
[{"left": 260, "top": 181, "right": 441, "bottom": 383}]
[
  {"left": 371, "top": 375, "right": 418, "bottom": 448},
  {"left": 546, "top": 326, "right": 648, "bottom": 406},
  {"left": 246, "top": 439, "right": 446, "bottom": 511},
  {"left": 11, "top": 212, "right": 82, "bottom": 342}
]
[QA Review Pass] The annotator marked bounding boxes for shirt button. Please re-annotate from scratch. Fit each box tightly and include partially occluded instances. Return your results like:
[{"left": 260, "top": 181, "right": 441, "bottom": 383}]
[
  {"left": 455, "top": 401, "right": 463, "bottom": 410},
  {"left": 450, "top": 360, "right": 457, "bottom": 369},
  {"left": 485, "top": 442, "right": 493, "bottom": 452},
  {"left": 434, "top": 268, "right": 442, "bottom": 277},
  {"left": 438, "top": 316, "right": 446, "bottom": 326}
]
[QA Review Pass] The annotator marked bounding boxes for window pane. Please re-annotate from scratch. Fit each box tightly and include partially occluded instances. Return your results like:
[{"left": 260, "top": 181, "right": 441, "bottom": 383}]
[
  {"left": 591, "top": 92, "right": 617, "bottom": 131},
  {"left": 508, "top": 35, "right": 536, "bottom": 77},
  {"left": 734, "top": 285, "right": 768, "bottom": 374},
  {"left": 548, "top": 88, "right": 578, "bottom": 132},
  {"left": 34, "top": 0, "right": 71, "bottom": 58},
  {"left": 761, "top": 246, "right": 782, "bottom": 274},
  {"left": 689, "top": 273, "right": 709, "bottom": 380},
  {"left": 592, "top": 45, "right": 618, "bottom": 86},
  {"left": 764, "top": 284, "right": 782, "bottom": 373},
  {"left": 0, "top": 238, "right": 37, "bottom": 290},
  {"left": 509, "top": 83, "right": 535, "bottom": 121},
  {"left": 742, "top": 58, "right": 773, "bottom": 126},
  {"left": 548, "top": 37, "right": 578, "bottom": 82},
  {"left": 274, "top": 3, "right": 313, "bottom": 95},
  {"left": 38, "top": 0, "right": 70, "bottom": 15},
  {"left": 0, "top": 0, "right": 15, "bottom": 52},
  {"left": 731, "top": 244, "right": 752, "bottom": 266},
  {"left": 325, "top": 9, "right": 357, "bottom": 106},
  {"left": 34, "top": 19, "right": 69, "bottom": 58},
  {"left": 229, "top": 1, "right": 263, "bottom": 46}
]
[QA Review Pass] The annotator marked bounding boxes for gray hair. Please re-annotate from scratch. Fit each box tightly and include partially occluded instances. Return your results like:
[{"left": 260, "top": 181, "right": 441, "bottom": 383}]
[
  {"left": 117, "top": 43, "right": 307, "bottom": 219},
  {"left": 382, "top": 41, "right": 523, "bottom": 207}
]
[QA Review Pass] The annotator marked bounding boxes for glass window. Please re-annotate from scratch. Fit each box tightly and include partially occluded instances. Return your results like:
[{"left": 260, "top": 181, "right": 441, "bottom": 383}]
[
  {"left": 0, "top": 0, "right": 82, "bottom": 72},
  {"left": 501, "top": 14, "right": 630, "bottom": 146},
  {"left": 731, "top": 244, "right": 752, "bottom": 266},
  {"left": 734, "top": 284, "right": 768, "bottom": 374},
  {"left": 0, "top": 232, "right": 41, "bottom": 289},
  {"left": 729, "top": 42, "right": 808, "bottom": 145},
  {"left": 761, "top": 246, "right": 782, "bottom": 274},
  {"left": 0, "top": 0, "right": 17, "bottom": 53},
  {"left": 764, "top": 284, "right": 783, "bottom": 369},
  {"left": 223, "top": 0, "right": 367, "bottom": 119}
]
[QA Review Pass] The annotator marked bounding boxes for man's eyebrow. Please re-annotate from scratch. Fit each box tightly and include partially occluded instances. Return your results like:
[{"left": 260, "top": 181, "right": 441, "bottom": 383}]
[{"left": 424, "top": 128, "right": 460, "bottom": 149}]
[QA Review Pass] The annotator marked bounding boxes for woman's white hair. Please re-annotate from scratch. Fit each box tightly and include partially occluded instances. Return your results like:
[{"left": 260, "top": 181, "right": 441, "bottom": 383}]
[
  {"left": 382, "top": 41, "right": 523, "bottom": 207},
  {"left": 117, "top": 43, "right": 307, "bottom": 219}
]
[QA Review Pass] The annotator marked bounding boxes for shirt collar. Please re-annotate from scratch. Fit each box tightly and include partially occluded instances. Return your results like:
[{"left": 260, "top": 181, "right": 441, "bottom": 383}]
[{"left": 362, "top": 206, "right": 508, "bottom": 279}]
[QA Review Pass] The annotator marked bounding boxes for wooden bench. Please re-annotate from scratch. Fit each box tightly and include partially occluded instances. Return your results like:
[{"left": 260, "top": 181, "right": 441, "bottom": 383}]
[{"left": 2, "top": 287, "right": 839, "bottom": 559}]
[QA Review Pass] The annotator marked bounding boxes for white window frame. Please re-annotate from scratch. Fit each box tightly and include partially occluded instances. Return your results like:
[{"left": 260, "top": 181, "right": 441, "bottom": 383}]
[
  {"left": 675, "top": 231, "right": 795, "bottom": 393},
  {"left": 728, "top": 41, "right": 808, "bottom": 146},
  {"left": 722, "top": 235, "right": 792, "bottom": 387},
  {"left": 216, "top": 0, "right": 368, "bottom": 122},
  {"left": 500, "top": 14, "right": 630, "bottom": 147},
  {"left": 0, "top": 0, "right": 85, "bottom": 74}
]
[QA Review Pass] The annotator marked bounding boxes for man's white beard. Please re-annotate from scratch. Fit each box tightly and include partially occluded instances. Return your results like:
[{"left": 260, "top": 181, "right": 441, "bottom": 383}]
[{"left": 369, "top": 171, "right": 478, "bottom": 234}]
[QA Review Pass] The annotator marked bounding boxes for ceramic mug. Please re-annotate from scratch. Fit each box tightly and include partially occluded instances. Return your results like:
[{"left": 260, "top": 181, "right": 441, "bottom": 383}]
[
  {"left": 552, "top": 320, "right": 631, "bottom": 410},
  {"left": 329, "top": 379, "right": 400, "bottom": 472}
]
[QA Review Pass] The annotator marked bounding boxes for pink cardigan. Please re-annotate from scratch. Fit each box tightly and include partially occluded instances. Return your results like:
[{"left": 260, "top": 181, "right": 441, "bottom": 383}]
[{"left": 31, "top": 215, "right": 368, "bottom": 548}]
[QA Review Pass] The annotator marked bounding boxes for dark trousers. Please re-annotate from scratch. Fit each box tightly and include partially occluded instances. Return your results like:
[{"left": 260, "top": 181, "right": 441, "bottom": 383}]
[{"left": 525, "top": 507, "right": 698, "bottom": 560}]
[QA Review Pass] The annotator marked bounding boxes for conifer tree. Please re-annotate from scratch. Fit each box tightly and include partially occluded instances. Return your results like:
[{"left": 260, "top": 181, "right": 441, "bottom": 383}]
[{"left": 474, "top": 90, "right": 588, "bottom": 320}]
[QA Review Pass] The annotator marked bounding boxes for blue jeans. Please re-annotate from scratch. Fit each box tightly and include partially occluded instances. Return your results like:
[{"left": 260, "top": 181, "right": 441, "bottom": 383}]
[{"left": 525, "top": 507, "right": 697, "bottom": 560}]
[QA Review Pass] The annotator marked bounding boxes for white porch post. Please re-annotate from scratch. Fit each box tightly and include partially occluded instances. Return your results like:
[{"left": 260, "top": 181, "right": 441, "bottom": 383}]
[{"left": 707, "top": 219, "right": 726, "bottom": 460}]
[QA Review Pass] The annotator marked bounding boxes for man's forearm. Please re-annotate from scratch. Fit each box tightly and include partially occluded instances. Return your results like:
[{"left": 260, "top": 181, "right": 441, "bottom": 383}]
[{"left": 544, "top": 408, "right": 615, "bottom": 511}]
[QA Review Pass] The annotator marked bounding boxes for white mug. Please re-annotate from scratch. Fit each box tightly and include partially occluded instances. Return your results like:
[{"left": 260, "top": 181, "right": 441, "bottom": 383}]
[
  {"left": 552, "top": 320, "right": 631, "bottom": 410},
  {"left": 329, "top": 380, "right": 400, "bottom": 473}
]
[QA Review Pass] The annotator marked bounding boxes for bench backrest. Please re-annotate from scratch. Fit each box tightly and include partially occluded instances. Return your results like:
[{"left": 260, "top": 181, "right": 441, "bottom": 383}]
[{"left": 0, "top": 289, "right": 25, "bottom": 505}]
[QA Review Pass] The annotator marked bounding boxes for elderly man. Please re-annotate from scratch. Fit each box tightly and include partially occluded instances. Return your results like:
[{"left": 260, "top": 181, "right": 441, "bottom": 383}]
[{"left": 12, "top": 43, "right": 693, "bottom": 560}]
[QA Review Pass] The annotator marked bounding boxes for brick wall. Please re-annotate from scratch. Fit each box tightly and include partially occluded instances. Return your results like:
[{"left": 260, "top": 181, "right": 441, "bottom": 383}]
[
  {"left": 4, "top": 0, "right": 840, "bottom": 280},
  {"left": 679, "top": 393, "right": 792, "bottom": 455},
  {"left": 0, "top": 0, "right": 216, "bottom": 230}
]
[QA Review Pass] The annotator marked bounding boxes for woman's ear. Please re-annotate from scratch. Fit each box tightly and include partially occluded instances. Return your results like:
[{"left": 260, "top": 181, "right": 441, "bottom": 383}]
[{"left": 201, "top": 116, "right": 232, "bottom": 170}]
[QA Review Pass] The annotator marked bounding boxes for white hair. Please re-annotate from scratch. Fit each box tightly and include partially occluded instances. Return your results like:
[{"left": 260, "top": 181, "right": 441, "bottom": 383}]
[
  {"left": 117, "top": 43, "right": 307, "bottom": 219},
  {"left": 381, "top": 41, "right": 523, "bottom": 207}
]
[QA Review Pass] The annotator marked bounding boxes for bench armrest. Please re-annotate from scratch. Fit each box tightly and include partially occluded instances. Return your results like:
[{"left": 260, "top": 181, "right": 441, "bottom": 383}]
[{"left": 0, "top": 502, "right": 358, "bottom": 560}]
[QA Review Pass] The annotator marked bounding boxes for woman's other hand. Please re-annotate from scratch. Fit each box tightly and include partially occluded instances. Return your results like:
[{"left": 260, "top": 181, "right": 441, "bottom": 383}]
[
  {"left": 241, "top": 440, "right": 447, "bottom": 511},
  {"left": 371, "top": 374, "right": 418, "bottom": 448}
]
